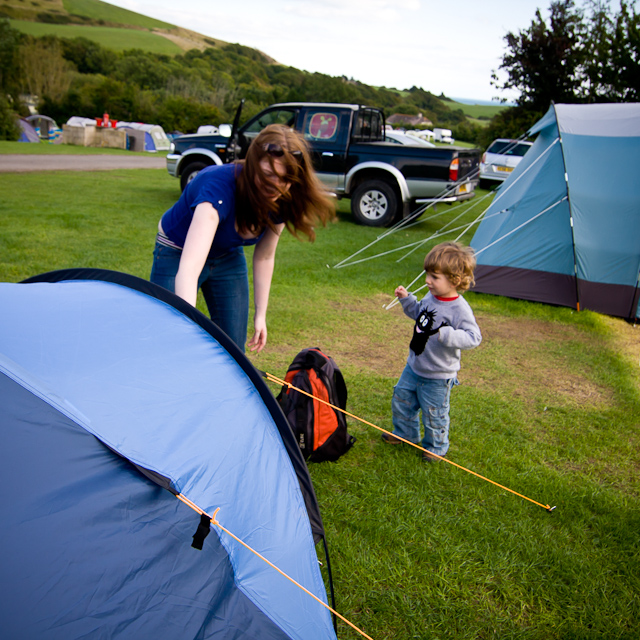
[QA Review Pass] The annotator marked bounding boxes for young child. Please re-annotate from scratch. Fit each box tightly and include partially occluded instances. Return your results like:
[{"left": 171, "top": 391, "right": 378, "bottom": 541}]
[{"left": 383, "top": 241, "right": 482, "bottom": 462}]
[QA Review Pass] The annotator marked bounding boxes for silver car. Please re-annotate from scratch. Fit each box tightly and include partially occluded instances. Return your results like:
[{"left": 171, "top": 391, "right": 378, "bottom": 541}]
[
  {"left": 480, "top": 138, "right": 533, "bottom": 188},
  {"left": 384, "top": 130, "right": 436, "bottom": 147}
]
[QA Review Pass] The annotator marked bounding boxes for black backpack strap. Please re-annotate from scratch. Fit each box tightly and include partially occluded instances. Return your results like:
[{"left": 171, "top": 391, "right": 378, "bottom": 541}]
[{"left": 332, "top": 366, "right": 348, "bottom": 411}]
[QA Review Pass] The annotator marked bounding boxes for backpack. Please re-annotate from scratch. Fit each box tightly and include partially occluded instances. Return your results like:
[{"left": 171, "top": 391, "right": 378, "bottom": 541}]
[{"left": 277, "top": 348, "right": 356, "bottom": 462}]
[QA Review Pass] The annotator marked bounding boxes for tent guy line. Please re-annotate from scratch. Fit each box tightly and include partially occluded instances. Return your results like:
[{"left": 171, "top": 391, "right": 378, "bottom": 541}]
[
  {"left": 333, "top": 132, "right": 561, "bottom": 274},
  {"left": 334, "top": 176, "right": 493, "bottom": 271},
  {"left": 490, "top": 137, "right": 560, "bottom": 210},
  {"left": 474, "top": 197, "right": 568, "bottom": 258},
  {"left": 384, "top": 197, "right": 566, "bottom": 310},
  {"left": 336, "top": 203, "right": 488, "bottom": 272},
  {"left": 263, "top": 372, "right": 556, "bottom": 512},
  {"left": 175, "top": 495, "right": 375, "bottom": 640},
  {"left": 383, "top": 140, "right": 568, "bottom": 310},
  {"left": 333, "top": 170, "right": 482, "bottom": 270}
]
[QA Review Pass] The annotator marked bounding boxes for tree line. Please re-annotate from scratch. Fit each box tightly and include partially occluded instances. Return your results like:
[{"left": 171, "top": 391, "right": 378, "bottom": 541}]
[{"left": 0, "top": 20, "right": 470, "bottom": 141}]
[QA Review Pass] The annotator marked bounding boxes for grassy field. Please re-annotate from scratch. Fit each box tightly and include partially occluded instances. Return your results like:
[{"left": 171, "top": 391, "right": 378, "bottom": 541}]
[
  {"left": 450, "top": 102, "right": 508, "bottom": 119},
  {"left": 9, "top": 18, "right": 183, "bottom": 54},
  {"left": 1, "top": 158, "right": 639, "bottom": 639},
  {"left": 62, "top": 0, "right": 174, "bottom": 29}
]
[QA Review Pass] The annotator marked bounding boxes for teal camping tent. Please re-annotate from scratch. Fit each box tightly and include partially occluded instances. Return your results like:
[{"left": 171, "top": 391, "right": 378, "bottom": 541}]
[{"left": 470, "top": 103, "right": 640, "bottom": 321}]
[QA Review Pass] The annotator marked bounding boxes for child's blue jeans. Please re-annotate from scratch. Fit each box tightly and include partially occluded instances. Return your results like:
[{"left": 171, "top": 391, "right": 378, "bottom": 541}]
[{"left": 391, "top": 364, "right": 458, "bottom": 457}]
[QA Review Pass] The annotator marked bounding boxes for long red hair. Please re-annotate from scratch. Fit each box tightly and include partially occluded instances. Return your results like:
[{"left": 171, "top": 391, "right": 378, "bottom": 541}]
[{"left": 235, "top": 124, "right": 335, "bottom": 241}]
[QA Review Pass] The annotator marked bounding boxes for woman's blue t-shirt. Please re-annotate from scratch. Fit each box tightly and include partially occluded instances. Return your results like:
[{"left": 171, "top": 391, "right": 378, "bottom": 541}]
[{"left": 161, "top": 163, "right": 264, "bottom": 257}]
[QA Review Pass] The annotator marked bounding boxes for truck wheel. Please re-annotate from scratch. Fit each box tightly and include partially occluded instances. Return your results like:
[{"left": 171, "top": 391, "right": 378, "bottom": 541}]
[
  {"left": 351, "top": 180, "right": 399, "bottom": 227},
  {"left": 180, "top": 161, "right": 208, "bottom": 191}
]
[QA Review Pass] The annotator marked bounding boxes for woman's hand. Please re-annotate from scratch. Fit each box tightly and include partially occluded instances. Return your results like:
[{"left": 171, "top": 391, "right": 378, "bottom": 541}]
[
  {"left": 395, "top": 285, "right": 409, "bottom": 299},
  {"left": 248, "top": 318, "right": 267, "bottom": 353}
]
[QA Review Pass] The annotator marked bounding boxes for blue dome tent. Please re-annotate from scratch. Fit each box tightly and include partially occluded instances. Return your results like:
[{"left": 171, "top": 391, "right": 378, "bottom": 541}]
[
  {"left": 0, "top": 269, "right": 336, "bottom": 640},
  {"left": 471, "top": 103, "right": 640, "bottom": 321}
]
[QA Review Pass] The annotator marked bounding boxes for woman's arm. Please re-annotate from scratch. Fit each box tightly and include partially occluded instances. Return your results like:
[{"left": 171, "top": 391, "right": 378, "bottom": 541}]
[
  {"left": 248, "top": 222, "right": 284, "bottom": 353},
  {"left": 175, "top": 202, "right": 219, "bottom": 306}
]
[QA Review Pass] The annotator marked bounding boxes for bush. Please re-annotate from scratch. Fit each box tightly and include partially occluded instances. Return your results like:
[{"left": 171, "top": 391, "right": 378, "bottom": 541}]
[{"left": 0, "top": 93, "right": 19, "bottom": 140}]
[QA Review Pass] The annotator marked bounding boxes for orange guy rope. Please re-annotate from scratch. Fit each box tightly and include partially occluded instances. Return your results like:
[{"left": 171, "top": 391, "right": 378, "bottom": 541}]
[
  {"left": 175, "top": 496, "right": 374, "bottom": 640},
  {"left": 265, "top": 372, "right": 556, "bottom": 513}
]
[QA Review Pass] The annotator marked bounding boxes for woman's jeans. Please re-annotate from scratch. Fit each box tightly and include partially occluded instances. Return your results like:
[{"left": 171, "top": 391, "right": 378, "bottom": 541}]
[
  {"left": 150, "top": 242, "right": 249, "bottom": 352},
  {"left": 391, "top": 364, "right": 458, "bottom": 456}
]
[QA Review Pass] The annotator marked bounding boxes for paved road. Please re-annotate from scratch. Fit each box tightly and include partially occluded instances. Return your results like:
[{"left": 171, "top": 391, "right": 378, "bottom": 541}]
[{"left": 0, "top": 154, "right": 167, "bottom": 173}]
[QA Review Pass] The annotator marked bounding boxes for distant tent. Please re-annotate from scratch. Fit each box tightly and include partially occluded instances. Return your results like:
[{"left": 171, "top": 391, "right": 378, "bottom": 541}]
[
  {"left": 470, "top": 103, "right": 640, "bottom": 321},
  {"left": 117, "top": 121, "right": 171, "bottom": 151},
  {"left": 17, "top": 117, "right": 39, "bottom": 143},
  {"left": 0, "top": 269, "right": 336, "bottom": 640},
  {"left": 26, "top": 114, "right": 62, "bottom": 143}
]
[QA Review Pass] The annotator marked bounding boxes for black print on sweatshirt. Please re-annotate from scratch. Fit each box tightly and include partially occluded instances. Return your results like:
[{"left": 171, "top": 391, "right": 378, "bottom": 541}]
[{"left": 410, "top": 307, "right": 449, "bottom": 356}]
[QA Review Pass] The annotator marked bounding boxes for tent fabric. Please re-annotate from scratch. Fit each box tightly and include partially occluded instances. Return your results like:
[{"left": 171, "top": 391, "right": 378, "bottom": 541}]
[
  {"left": 25, "top": 114, "right": 62, "bottom": 143},
  {"left": 17, "top": 117, "right": 40, "bottom": 142},
  {"left": 0, "top": 269, "right": 335, "bottom": 640},
  {"left": 471, "top": 103, "right": 640, "bottom": 320},
  {"left": 116, "top": 121, "right": 171, "bottom": 151},
  {"left": 120, "top": 126, "right": 155, "bottom": 152}
]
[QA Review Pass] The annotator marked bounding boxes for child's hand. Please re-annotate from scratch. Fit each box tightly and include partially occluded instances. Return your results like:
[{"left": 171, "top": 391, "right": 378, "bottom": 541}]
[{"left": 395, "top": 286, "right": 409, "bottom": 299}]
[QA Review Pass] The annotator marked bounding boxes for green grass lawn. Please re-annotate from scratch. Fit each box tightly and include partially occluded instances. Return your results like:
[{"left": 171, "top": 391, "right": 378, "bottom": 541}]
[
  {"left": 9, "top": 18, "right": 183, "bottom": 54},
  {"left": 1, "top": 161, "right": 639, "bottom": 639}
]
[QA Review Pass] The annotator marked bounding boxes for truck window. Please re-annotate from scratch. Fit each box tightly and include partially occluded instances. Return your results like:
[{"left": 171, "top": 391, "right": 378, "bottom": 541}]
[
  {"left": 300, "top": 109, "right": 348, "bottom": 147},
  {"left": 304, "top": 112, "right": 339, "bottom": 141},
  {"left": 353, "top": 109, "right": 383, "bottom": 142},
  {"left": 243, "top": 109, "right": 297, "bottom": 139}
]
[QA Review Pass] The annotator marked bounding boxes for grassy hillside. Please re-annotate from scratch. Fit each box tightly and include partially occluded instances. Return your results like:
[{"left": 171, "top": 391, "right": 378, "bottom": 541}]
[
  {"left": 1, "top": 0, "right": 227, "bottom": 51},
  {"left": 63, "top": 0, "right": 173, "bottom": 29},
  {"left": 9, "top": 18, "right": 183, "bottom": 54}
]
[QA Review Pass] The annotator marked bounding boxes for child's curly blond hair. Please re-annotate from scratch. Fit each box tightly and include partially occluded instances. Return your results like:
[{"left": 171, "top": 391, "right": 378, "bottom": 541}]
[{"left": 424, "top": 242, "right": 476, "bottom": 292}]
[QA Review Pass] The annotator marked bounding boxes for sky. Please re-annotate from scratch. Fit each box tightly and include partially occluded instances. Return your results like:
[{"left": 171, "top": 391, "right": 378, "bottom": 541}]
[{"left": 105, "top": 0, "right": 555, "bottom": 103}]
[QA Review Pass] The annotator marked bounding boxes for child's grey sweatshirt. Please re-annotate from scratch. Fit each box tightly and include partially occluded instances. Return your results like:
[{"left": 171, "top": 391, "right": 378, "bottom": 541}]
[{"left": 399, "top": 292, "right": 482, "bottom": 379}]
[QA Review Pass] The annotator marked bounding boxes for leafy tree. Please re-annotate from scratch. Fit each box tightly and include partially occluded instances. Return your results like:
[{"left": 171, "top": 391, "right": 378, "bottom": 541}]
[
  {"left": 20, "top": 39, "right": 74, "bottom": 103},
  {"left": 113, "top": 51, "right": 171, "bottom": 91},
  {"left": 608, "top": 0, "right": 640, "bottom": 100},
  {"left": 156, "top": 96, "right": 222, "bottom": 133},
  {"left": 479, "top": 105, "right": 543, "bottom": 147},
  {"left": 494, "top": 0, "right": 640, "bottom": 108},
  {"left": 60, "top": 37, "right": 117, "bottom": 75},
  {"left": 0, "top": 18, "right": 22, "bottom": 95},
  {"left": 493, "top": 0, "right": 583, "bottom": 111},
  {"left": 0, "top": 92, "right": 20, "bottom": 140}
]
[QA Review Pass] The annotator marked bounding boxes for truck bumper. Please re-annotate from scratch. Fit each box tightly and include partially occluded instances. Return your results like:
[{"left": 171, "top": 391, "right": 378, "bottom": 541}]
[
  {"left": 166, "top": 154, "right": 181, "bottom": 177},
  {"left": 414, "top": 179, "right": 479, "bottom": 204}
]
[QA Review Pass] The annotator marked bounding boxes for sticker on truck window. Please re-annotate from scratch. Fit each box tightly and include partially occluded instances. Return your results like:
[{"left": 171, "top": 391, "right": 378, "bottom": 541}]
[{"left": 307, "top": 113, "right": 338, "bottom": 140}]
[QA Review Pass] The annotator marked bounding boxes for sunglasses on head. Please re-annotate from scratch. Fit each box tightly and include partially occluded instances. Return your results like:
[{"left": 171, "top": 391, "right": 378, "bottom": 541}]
[{"left": 263, "top": 143, "right": 303, "bottom": 160}]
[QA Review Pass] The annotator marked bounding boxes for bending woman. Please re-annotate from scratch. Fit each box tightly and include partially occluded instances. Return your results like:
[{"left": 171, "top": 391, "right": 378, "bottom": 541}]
[{"left": 150, "top": 124, "right": 333, "bottom": 353}]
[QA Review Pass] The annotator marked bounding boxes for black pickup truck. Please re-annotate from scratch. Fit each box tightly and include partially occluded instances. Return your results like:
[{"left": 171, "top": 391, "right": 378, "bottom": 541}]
[{"left": 166, "top": 102, "right": 480, "bottom": 227}]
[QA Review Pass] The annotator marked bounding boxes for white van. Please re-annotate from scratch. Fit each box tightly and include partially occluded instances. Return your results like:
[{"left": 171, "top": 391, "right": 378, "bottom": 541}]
[{"left": 434, "top": 128, "right": 454, "bottom": 144}]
